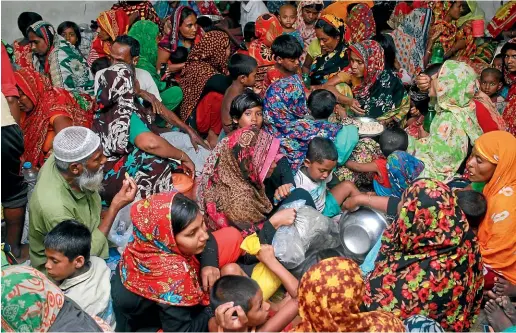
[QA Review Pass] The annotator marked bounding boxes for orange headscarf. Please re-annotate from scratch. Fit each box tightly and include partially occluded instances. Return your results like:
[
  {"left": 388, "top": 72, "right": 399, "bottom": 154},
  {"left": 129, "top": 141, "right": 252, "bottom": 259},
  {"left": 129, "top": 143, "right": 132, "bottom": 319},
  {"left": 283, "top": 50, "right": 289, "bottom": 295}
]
[
  {"left": 476, "top": 131, "right": 516, "bottom": 284},
  {"left": 87, "top": 9, "right": 129, "bottom": 65},
  {"left": 321, "top": 0, "right": 374, "bottom": 21}
]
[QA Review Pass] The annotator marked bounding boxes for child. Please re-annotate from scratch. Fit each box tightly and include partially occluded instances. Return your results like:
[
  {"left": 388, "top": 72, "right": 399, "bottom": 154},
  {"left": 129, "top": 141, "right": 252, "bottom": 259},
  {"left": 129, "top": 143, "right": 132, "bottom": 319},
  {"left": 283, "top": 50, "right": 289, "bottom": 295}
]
[
  {"left": 262, "top": 34, "right": 303, "bottom": 94},
  {"left": 91, "top": 57, "right": 111, "bottom": 76},
  {"left": 44, "top": 220, "right": 115, "bottom": 329},
  {"left": 277, "top": 4, "right": 304, "bottom": 48},
  {"left": 295, "top": 137, "right": 361, "bottom": 217},
  {"left": 221, "top": 54, "right": 258, "bottom": 134},
  {"left": 456, "top": 190, "right": 487, "bottom": 234},
  {"left": 230, "top": 90, "right": 263, "bottom": 130},
  {"left": 240, "top": 22, "right": 256, "bottom": 51},
  {"left": 307, "top": 89, "right": 340, "bottom": 120},
  {"left": 166, "top": 46, "right": 189, "bottom": 82},
  {"left": 492, "top": 53, "right": 503, "bottom": 72},
  {"left": 480, "top": 67, "right": 506, "bottom": 115}
]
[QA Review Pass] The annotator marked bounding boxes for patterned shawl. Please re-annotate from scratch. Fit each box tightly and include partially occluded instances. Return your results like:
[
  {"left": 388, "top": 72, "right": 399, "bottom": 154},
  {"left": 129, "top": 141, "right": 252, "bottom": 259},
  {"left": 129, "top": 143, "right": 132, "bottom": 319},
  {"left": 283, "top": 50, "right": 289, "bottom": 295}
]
[
  {"left": 263, "top": 75, "right": 341, "bottom": 171},
  {"left": 476, "top": 131, "right": 516, "bottom": 284},
  {"left": 178, "top": 30, "right": 230, "bottom": 120},
  {"left": 487, "top": 1, "right": 516, "bottom": 38},
  {"left": 429, "top": 1, "right": 457, "bottom": 53},
  {"left": 158, "top": 5, "right": 204, "bottom": 53},
  {"left": 120, "top": 192, "right": 209, "bottom": 306},
  {"left": 199, "top": 127, "right": 279, "bottom": 235},
  {"left": 295, "top": 0, "right": 323, "bottom": 63},
  {"left": 502, "top": 39, "right": 516, "bottom": 136},
  {"left": 346, "top": 4, "right": 376, "bottom": 44},
  {"left": 294, "top": 257, "right": 406, "bottom": 332},
  {"left": 386, "top": 151, "right": 425, "bottom": 199},
  {"left": 365, "top": 179, "right": 484, "bottom": 332},
  {"left": 88, "top": 9, "right": 129, "bottom": 65},
  {"left": 14, "top": 68, "right": 92, "bottom": 167}
]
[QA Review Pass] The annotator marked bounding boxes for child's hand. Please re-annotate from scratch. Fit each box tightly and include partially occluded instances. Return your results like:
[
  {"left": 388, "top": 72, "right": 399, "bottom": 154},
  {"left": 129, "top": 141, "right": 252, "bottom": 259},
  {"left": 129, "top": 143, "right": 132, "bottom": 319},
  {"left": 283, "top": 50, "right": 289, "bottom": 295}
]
[
  {"left": 215, "top": 302, "right": 248, "bottom": 332},
  {"left": 269, "top": 208, "right": 297, "bottom": 228},
  {"left": 257, "top": 244, "right": 276, "bottom": 264},
  {"left": 274, "top": 184, "right": 294, "bottom": 203}
]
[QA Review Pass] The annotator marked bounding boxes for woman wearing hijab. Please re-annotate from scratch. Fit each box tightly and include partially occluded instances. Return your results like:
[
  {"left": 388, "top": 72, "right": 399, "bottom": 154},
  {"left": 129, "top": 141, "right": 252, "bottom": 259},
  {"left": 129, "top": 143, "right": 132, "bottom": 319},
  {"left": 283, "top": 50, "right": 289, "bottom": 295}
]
[
  {"left": 178, "top": 30, "right": 231, "bottom": 148},
  {"left": 320, "top": 0, "right": 374, "bottom": 21},
  {"left": 294, "top": 257, "right": 406, "bottom": 332},
  {"left": 295, "top": 0, "right": 323, "bottom": 65},
  {"left": 198, "top": 127, "right": 314, "bottom": 239},
  {"left": 94, "top": 63, "right": 195, "bottom": 206},
  {"left": 14, "top": 68, "right": 92, "bottom": 168},
  {"left": 1, "top": 265, "right": 111, "bottom": 332},
  {"left": 346, "top": 4, "right": 376, "bottom": 44},
  {"left": 128, "top": 20, "right": 183, "bottom": 112},
  {"left": 364, "top": 179, "right": 484, "bottom": 332},
  {"left": 87, "top": 9, "right": 129, "bottom": 66},
  {"left": 467, "top": 131, "right": 516, "bottom": 292},
  {"left": 111, "top": 0, "right": 161, "bottom": 27}
]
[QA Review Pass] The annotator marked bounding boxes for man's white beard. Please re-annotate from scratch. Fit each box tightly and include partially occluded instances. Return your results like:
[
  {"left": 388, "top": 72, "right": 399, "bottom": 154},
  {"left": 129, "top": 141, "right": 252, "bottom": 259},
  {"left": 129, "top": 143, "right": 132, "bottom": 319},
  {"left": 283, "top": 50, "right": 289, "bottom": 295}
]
[{"left": 76, "top": 167, "right": 105, "bottom": 193}]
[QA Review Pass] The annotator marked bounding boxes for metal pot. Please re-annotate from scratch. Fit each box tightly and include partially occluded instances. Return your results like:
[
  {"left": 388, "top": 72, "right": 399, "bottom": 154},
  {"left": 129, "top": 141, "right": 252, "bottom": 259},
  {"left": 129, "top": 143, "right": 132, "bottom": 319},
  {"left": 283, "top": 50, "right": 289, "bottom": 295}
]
[{"left": 339, "top": 207, "right": 389, "bottom": 257}]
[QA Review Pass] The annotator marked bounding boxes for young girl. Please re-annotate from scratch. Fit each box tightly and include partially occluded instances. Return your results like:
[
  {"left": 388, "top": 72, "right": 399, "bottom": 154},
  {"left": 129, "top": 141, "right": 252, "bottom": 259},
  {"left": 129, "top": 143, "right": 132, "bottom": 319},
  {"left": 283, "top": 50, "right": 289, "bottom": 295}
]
[{"left": 230, "top": 90, "right": 264, "bottom": 131}]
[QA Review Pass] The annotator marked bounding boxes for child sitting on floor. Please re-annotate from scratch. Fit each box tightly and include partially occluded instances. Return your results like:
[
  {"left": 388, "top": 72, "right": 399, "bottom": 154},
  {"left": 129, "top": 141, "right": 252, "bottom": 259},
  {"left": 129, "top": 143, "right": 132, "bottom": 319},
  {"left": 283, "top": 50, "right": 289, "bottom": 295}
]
[
  {"left": 221, "top": 54, "right": 258, "bottom": 135},
  {"left": 240, "top": 22, "right": 256, "bottom": 51},
  {"left": 456, "top": 190, "right": 487, "bottom": 234},
  {"left": 262, "top": 34, "right": 303, "bottom": 95},
  {"left": 277, "top": 4, "right": 304, "bottom": 48},
  {"left": 295, "top": 137, "right": 360, "bottom": 217},
  {"left": 480, "top": 67, "right": 506, "bottom": 115},
  {"left": 230, "top": 90, "right": 264, "bottom": 131},
  {"left": 44, "top": 220, "right": 115, "bottom": 329}
]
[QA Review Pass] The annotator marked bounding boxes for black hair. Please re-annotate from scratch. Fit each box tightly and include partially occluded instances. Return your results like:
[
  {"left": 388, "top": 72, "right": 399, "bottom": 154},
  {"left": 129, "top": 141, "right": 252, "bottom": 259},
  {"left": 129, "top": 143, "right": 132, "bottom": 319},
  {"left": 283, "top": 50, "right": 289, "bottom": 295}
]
[
  {"left": 315, "top": 18, "right": 342, "bottom": 40},
  {"left": 114, "top": 35, "right": 140, "bottom": 57},
  {"left": 57, "top": 21, "right": 81, "bottom": 49},
  {"left": 180, "top": 6, "right": 196, "bottom": 25},
  {"left": 271, "top": 34, "right": 303, "bottom": 60},
  {"left": 170, "top": 193, "right": 200, "bottom": 234},
  {"left": 90, "top": 57, "right": 111, "bottom": 76},
  {"left": 457, "top": 190, "right": 487, "bottom": 230},
  {"left": 44, "top": 220, "right": 91, "bottom": 262},
  {"left": 306, "top": 137, "right": 338, "bottom": 163},
  {"left": 307, "top": 89, "right": 336, "bottom": 120},
  {"left": 197, "top": 16, "right": 213, "bottom": 31},
  {"left": 460, "top": 2, "right": 472, "bottom": 16},
  {"left": 301, "top": 3, "right": 324, "bottom": 12},
  {"left": 481, "top": 67, "right": 503, "bottom": 82},
  {"left": 373, "top": 33, "right": 396, "bottom": 70},
  {"left": 230, "top": 91, "right": 263, "bottom": 125},
  {"left": 501, "top": 41, "right": 516, "bottom": 84},
  {"left": 347, "top": 3, "right": 360, "bottom": 14},
  {"left": 170, "top": 46, "right": 189, "bottom": 64},
  {"left": 243, "top": 22, "right": 256, "bottom": 43},
  {"left": 228, "top": 54, "right": 258, "bottom": 80},
  {"left": 494, "top": 53, "right": 503, "bottom": 60},
  {"left": 18, "top": 12, "right": 42, "bottom": 38},
  {"left": 210, "top": 275, "right": 261, "bottom": 313},
  {"left": 378, "top": 127, "right": 409, "bottom": 157}
]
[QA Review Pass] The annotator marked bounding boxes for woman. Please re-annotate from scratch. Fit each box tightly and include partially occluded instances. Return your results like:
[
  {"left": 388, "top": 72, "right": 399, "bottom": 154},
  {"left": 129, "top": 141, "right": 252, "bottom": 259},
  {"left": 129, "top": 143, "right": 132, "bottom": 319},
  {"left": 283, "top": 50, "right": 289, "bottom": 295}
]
[
  {"left": 94, "top": 63, "right": 195, "bottom": 205},
  {"left": 198, "top": 127, "right": 314, "bottom": 240},
  {"left": 382, "top": 150, "right": 425, "bottom": 199},
  {"left": 320, "top": 0, "right": 374, "bottom": 21},
  {"left": 309, "top": 14, "right": 348, "bottom": 85},
  {"left": 410, "top": 60, "right": 482, "bottom": 183},
  {"left": 294, "top": 257, "right": 406, "bottom": 332},
  {"left": 111, "top": 0, "right": 161, "bottom": 27},
  {"left": 14, "top": 68, "right": 92, "bottom": 168},
  {"left": 346, "top": 3, "right": 376, "bottom": 44},
  {"left": 128, "top": 20, "right": 183, "bottom": 112},
  {"left": 12, "top": 11, "right": 42, "bottom": 70},
  {"left": 263, "top": 75, "right": 342, "bottom": 171},
  {"left": 87, "top": 9, "right": 129, "bottom": 65},
  {"left": 112, "top": 192, "right": 243, "bottom": 332},
  {"left": 157, "top": 6, "right": 203, "bottom": 74},
  {"left": 27, "top": 21, "right": 95, "bottom": 106},
  {"left": 57, "top": 21, "right": 82, "bottom": 53},
  {"left": 364, "top": 179, "right": 484, "bottom": 332},
  {"left": 181, "top": 0, "right": 221, "bottom": 16},
  {"left": 324, "top": 40, "right": 410, "bottom": 124},
  {"left": 240, "top": 14, "right": 283, "bottom": 94},
  {"left": 467, "top": 131, "right": 516, "bottom": 290},
  {"left": 1, "top": 265, "right": 111, "bottom": 332},
  {"left": 295, "top": 0, "right": 323, "bottom": 65},
  {"left": 178, "top": 30, "right": 231, "bottom": 147},
  {"left": 502, "top": 39, "right": 516, "bottom": 136}
]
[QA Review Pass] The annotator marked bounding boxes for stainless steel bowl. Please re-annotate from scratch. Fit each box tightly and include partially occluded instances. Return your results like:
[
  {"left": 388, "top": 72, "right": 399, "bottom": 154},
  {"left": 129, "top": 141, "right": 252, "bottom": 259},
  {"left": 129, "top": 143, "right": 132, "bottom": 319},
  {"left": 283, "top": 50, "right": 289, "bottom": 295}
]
[
  {"left": 339, "top": 207, "right": 388, "bottom": 256},
  {"left": 354, "top": 116, "right": 385, "bottom": 137}
]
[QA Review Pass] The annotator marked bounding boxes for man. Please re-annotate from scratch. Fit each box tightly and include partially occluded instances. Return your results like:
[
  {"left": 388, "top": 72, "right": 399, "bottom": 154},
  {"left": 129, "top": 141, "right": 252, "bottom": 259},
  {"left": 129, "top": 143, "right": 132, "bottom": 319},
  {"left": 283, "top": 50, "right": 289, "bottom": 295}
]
[{"left": 29, "top": 126, "right": 137, "bottom": 272}]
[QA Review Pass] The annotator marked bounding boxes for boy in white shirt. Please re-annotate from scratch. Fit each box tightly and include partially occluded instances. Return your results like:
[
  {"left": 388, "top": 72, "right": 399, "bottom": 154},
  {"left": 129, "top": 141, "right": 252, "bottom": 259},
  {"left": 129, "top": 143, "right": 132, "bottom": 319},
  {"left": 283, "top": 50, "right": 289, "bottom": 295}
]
[{"left": 294, "top": 137, "right": 360, "bottom": 217}]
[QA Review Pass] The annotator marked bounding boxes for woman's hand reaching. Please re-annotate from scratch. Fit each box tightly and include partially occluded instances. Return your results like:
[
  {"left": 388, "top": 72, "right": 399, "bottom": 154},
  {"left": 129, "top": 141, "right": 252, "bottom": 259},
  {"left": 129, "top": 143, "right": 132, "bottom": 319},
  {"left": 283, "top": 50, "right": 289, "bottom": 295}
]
[{"left": 269, "top": 208, "right": 297, "bottom": 228}]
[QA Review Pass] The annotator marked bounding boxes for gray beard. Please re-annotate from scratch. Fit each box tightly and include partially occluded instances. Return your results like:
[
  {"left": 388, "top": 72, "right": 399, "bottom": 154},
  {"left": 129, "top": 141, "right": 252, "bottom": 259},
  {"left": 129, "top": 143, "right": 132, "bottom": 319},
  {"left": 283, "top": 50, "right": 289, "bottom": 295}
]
[{"left": 75, "top": 167, "right": 105, "bottom": 193}]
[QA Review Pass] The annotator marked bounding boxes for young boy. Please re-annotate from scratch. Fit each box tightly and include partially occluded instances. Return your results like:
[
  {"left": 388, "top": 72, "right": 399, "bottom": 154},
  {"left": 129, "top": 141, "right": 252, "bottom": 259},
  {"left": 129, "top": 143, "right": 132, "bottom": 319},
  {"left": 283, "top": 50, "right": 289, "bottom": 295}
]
[
  {"left": 456, "top": 190, "right": 487, "bottom": 234},
  {"left": 221, "top": 54, "right": 258, "bottom": 134},
  {"left": 492, "top": 53, "right": 503, "bottom": 72},
  {"left": 262, "top": 34, "right": 303, "bottom": 94},
  {"left": 44, "top": 220, "right": 115, "bottom": 329},
  {"left": 295, "top": 137, "right": 361, "bottom": 217},
  {"left": 277, "top": 4, "right": 304, "bottom": 48},
  {"left": 480, "top": 67, "right": 506, "bottom": 114}
]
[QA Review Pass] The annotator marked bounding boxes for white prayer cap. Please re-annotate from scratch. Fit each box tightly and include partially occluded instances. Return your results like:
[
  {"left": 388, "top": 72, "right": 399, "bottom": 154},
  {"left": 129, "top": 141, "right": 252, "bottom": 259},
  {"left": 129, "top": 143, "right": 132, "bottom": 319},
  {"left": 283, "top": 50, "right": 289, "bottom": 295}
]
[{"left": 53, "top": 126, "right": 101, "bottom": 162}]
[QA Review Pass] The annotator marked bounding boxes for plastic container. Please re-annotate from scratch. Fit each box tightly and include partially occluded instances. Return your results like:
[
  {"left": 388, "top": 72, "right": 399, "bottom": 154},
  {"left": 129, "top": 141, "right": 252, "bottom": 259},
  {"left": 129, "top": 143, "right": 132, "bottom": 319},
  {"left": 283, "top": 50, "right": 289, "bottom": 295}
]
[
  {"left": 471, "top": 19, "right": 484, "bottom": 37},
  {"left": 22, "top": 162, "right": 38, "bottom": 199},
  {"left": 423, "top": 102, "right": 436, "bottom": 133},
  {"left": 302, "top": 73, "right": 311, "bottom": 89},
  {"left": 430, "top": 41, "right": 444, "bottom": 65}
]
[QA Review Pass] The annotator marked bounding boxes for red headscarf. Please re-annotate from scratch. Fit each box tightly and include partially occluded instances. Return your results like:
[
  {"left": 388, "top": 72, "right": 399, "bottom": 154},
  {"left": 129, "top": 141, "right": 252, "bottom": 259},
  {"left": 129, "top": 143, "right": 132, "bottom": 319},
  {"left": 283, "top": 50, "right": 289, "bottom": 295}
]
[
  {"left": 347, "top": 40, "right": 385, "bottom": 100},
  {"left": 248, "top": 14, "right": 283, "bottom": 67},
  {"left": 14, "top": 68, "right": 92, "bottom": 167},
  {"left": 120, "top": 192, "right": 209, "bottom": 306},
  {"left": 346, "top": 4, "right": 376, "bottom": 44},
  {"left": 88, "top": 9, "right": 129, "bottom": 65}
]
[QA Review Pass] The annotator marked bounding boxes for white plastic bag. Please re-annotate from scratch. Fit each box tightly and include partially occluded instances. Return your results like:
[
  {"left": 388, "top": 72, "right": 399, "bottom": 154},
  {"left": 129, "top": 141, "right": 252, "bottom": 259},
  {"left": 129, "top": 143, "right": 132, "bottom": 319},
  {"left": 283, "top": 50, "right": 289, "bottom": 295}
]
[{"left": 108, "top": 203, "right": 133, "bottom": 252}]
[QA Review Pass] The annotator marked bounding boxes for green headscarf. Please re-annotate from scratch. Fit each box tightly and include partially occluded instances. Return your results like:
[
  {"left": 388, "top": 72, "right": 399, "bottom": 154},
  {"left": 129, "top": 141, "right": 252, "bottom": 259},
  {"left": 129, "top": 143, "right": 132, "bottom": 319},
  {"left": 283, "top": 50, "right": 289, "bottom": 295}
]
[
  {"left": 128, "top": 20, "right": 166, "bottom": 91},
  {"left": 457, "top": 0, "right": 485, "bottom": 27}
]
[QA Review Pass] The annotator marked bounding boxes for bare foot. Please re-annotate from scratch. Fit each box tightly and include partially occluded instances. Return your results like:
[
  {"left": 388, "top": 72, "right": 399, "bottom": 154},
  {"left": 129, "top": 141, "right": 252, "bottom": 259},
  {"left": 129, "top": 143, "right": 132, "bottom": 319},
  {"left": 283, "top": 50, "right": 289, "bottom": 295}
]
[
  {"left": 485, "top": 299, "right": 513, "bottom": 332},
  {"left": 494, "top": 277, "right": 516, "bottom": 297},
  {"left": 499, "top": 296, "right": 516, "bottom": 326}
]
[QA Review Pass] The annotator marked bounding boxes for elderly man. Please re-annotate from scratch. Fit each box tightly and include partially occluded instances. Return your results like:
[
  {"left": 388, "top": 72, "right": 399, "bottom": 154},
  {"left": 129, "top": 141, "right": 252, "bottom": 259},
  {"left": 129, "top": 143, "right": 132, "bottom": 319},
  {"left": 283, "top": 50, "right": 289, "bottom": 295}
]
[{"left": 29, "top": 126, "right": 137, "bottom": 272}]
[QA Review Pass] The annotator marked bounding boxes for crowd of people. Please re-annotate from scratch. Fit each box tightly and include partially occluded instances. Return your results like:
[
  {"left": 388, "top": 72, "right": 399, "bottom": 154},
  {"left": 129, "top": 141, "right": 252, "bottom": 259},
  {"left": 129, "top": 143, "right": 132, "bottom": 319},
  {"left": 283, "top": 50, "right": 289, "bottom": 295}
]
[{"left": 1, "top": 0, "right": 516, "bottom": 332}]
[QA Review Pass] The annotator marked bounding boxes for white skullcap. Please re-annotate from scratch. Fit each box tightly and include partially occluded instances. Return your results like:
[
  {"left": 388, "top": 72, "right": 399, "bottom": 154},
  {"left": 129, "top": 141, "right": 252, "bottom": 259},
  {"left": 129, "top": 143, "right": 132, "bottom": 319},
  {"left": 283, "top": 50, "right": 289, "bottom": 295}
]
[{"left": 53, "top": 126, "right": 101, "bottom": 162}]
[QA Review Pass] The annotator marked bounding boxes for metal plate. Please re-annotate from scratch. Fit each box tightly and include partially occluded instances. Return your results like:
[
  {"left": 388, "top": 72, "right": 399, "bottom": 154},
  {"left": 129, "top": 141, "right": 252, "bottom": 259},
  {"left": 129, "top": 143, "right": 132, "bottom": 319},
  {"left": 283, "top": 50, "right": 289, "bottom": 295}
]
[{"left": 354, "top": 117, "right": 385, "bottom": 137}]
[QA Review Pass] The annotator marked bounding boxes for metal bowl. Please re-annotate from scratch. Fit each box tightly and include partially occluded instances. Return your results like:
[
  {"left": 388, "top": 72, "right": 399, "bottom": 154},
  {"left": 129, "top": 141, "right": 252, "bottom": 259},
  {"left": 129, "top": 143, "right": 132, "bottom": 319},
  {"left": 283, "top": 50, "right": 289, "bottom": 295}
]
[
  {"left": 354, "top": 116, "right": 385, "bottom": 137},
  {"left": 339, "top": 207, "right": 388, "bottom": 256}
]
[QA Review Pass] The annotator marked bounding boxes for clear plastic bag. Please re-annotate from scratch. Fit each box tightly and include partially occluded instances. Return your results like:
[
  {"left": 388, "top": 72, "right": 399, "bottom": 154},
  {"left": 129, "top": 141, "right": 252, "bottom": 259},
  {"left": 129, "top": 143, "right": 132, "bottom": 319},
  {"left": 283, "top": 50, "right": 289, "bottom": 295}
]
[{"left": 108, "top": 203, "right": 133, "bottom": 252}]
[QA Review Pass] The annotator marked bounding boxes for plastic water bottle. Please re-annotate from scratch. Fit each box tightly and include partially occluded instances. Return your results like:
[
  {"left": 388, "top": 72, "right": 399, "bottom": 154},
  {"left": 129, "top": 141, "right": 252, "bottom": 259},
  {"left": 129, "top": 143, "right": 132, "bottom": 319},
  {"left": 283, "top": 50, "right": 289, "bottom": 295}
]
[
  {"left": 423, "top": 101, "right": 436, "bottom": 133},
  {"left": 302, "top": 73, "right": 311, "bottom": 89},
  {"left": 22, "top": 162, "right": 38, "bottom": 200},
  {"left": 430, "top": 41, "right": 444, "bottom": 65}
]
